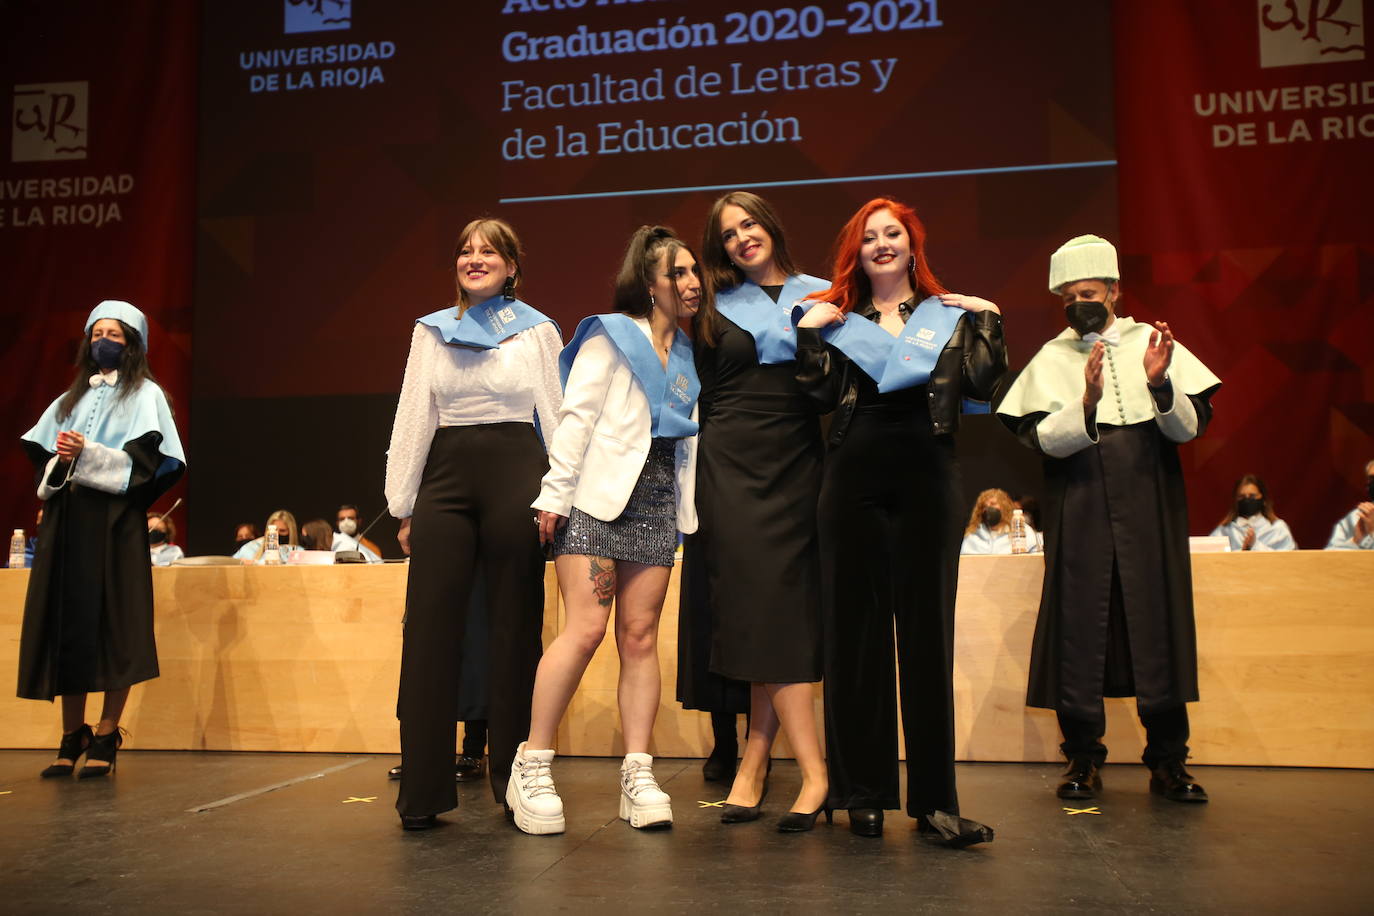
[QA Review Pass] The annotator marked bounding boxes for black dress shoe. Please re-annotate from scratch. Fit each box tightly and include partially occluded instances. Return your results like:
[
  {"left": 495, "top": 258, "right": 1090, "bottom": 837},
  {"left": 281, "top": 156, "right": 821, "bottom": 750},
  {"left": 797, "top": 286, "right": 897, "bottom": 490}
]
[
  {"left": 848, "top": 808, "right": 884, "bottom": 838},
  {"left": 399, "top": 814, "right": 438, "bottom": 830},
  {"left": 1056, "top": 758, "right": 1102, "bottom": 800},
  {"left": 702, "top": 744, "right": 739, "bottom": 784},
  {"left": 388, "top": 764, "right": 402, "bottom": 780},
  {"left": 778, "top": 805, "right": 832, "bottom": 833},
  {"left": 454, "top": 755, "right": 485, "bottom": 782},
  {"left": 1149, "top": 760, "right": 1209, "bottom": 803},
  {"left": 917, "top": 810, "right": 996, "bottom": 848}
]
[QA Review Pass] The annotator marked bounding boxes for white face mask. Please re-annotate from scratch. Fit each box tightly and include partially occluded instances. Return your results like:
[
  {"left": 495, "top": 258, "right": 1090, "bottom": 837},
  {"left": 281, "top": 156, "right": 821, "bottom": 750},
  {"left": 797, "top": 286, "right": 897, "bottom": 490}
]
[{"left": 338, "top": 518, "right": 358, "bottom": 536}]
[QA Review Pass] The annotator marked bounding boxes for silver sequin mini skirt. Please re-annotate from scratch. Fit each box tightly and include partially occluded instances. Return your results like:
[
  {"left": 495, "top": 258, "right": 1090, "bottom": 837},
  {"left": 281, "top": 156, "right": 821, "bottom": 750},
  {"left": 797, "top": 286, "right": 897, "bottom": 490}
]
[{"left": 553, "top": 438, "right": 678, "bottom": 567}]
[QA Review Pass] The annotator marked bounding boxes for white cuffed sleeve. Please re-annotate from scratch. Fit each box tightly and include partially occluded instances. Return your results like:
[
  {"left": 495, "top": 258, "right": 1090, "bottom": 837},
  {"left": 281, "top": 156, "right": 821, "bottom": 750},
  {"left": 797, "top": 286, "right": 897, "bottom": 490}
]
[
  {"left": 36, "top": 454, "right": 72, "bottom": 500},
  {"left": 385, "top": 324, "right": 441, "bottom": 519},
  {"left": 533, "top": 329, "right": 615, "bottom": 517},
  {"left": 528, "top": 321, "right": 564, "bottom": 452},
  {"left": 1152, "top": 381, "right": 1200, "bottom": 443},
  {"left": 71, "top": 441, "right": 133, "bottom": 494},
  {"left": 1035, "top": 403, "right": 1100, "bottom": 458},
  {"left": 675, "top": 401, "right": 699, "bottom": 534}
]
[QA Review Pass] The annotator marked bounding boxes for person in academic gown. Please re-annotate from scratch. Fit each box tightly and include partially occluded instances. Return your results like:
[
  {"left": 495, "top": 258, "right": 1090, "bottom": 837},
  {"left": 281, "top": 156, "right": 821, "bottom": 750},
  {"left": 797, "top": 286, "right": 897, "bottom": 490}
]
[
  {"left": 384, "top": 218, "right": 562, "bottom": 830},
  {"left": 678, "top": 191, "right": 831, "bottom": 829},
  {"left": 996, "top": 234, "right": 1222, "bottom": 804},
  {"left": 1209, "top": 474, "right": 1296, "bottom": 551},
  {"left": 18, "top": 300, "right": 186, "bottom": 778},
  {"left": 147, "top": 511, "right": 185, "bottom": 566},
  {"left": 796, "top": 198, "right": 1003, "bottom": 844},
  {"left": 1324, "top": 460, "right": 1374, "bottom": 550},
  {"left": 508, "top": 227, "right": 701, "bottom": 837},
  {"left": 960, "top": 488, "right": 1042, "bottom": 555}
]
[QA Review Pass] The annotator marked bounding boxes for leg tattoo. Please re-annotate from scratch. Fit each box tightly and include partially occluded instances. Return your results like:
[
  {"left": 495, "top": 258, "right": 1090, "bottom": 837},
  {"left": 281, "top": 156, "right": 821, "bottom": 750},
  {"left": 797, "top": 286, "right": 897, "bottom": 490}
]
[{"left": 588, "top": 556, "right": 616, "bottom": 608}]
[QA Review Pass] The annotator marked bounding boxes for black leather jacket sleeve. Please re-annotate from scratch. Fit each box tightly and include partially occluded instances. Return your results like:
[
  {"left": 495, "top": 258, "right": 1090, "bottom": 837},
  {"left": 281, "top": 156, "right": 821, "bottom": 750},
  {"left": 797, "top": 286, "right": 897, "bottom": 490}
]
[{"left": 796, "top": 310, "right": 1008, "bottom": 445}]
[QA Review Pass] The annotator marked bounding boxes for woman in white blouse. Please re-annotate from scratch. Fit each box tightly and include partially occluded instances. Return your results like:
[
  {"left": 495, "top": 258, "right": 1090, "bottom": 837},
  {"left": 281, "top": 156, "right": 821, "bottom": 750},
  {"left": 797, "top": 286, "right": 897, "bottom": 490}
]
[
  {"left": 506, "top": 226, "right": 701, "bottom": 836},
  {"left": 384, "top": 218, "right": 563, "bottom": 831}
]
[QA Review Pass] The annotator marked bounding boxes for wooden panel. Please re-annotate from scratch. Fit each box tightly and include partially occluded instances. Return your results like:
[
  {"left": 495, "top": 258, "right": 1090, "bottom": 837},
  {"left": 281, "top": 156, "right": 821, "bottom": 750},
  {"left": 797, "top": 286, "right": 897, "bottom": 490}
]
[{"left": 2, "top": 552, "right": 1370, "bottom": 767}]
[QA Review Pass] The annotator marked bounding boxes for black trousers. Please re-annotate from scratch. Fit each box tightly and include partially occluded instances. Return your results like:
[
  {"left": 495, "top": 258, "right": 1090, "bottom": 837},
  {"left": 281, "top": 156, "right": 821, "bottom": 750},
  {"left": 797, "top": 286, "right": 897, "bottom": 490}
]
[
  {"left": 819, "top": 404, "right": 963, "bottom": 817},
  {"left": 1058, "top": 704, "right": 1191, "bottom": 769},
  {"left": 397, "top": 424, "right": 546, "bottom": 817}
]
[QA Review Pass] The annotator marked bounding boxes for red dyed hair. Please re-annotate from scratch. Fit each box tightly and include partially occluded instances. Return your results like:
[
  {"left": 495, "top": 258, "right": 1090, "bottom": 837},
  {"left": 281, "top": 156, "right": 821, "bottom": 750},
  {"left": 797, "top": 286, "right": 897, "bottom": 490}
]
[{"left": 805, "top": 198, "right": 947, "bottom": 313}]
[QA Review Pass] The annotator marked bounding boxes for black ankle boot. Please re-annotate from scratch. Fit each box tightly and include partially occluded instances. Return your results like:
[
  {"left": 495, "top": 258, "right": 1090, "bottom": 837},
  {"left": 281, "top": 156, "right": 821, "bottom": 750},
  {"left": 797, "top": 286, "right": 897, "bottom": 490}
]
[
  {"left": 848, "top": 808, "right": 884, "bottom": 838},
  {"left": 40, "top": 724, "right": 93, "bottom": 778}
]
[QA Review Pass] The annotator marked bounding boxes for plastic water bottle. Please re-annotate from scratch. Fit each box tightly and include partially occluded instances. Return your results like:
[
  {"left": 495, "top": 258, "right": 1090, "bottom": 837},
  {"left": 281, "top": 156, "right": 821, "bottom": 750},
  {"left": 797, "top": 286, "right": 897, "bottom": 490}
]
[
  {"left": 1010, "top": 510, "right": 1027, "bottom": 555},
  {"left": 263, "top": 524, "right": 282, "bottom": 565},
  {"left": 9, "top": 529, "right": 25, "bottom": 569}
]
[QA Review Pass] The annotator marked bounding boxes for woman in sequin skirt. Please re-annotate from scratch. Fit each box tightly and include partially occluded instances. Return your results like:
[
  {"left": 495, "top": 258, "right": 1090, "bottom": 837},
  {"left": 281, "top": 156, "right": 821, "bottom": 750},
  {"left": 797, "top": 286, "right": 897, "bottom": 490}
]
[{"left": 506, "top": 227, "right": 703, "bottom": 836}]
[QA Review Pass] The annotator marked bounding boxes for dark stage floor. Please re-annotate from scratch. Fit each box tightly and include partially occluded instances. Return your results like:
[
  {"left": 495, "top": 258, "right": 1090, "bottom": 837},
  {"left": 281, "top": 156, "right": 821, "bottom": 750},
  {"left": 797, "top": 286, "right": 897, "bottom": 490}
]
[{"left": 2, "top": 752, "right": 1371, "bottom": 914}]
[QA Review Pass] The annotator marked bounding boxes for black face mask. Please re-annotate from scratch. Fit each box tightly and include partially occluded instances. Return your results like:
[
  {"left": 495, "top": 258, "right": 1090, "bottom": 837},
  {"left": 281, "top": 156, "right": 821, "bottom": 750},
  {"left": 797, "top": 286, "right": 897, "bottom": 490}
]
[
  {"left": 1236, "top": 497, "right": 1263, "bottom": 518},
  {"left": 91, "top": 337, "right": 125, "bottom": 370},
  {"left": 982, "top": 507, "right": 1003, "bottom": 528},
  {"left": 148, "top": 529, "right": 167, "bottom": 545},
  {"left": 300, "top": 533, "right": 316, "bottom": 549},
  {"left": 1065, "top": 301, "right": 1109, "bottom": 337}
]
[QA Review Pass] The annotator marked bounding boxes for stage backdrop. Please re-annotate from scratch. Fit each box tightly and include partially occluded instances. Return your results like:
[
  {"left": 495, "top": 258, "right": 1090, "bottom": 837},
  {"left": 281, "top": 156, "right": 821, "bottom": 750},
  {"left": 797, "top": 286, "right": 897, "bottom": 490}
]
[
  {"left": 1, "top": 2, "right": 198, "bottom": 547},
  {"left": 190, "top": 0, "right": 1116, "bottom": 554},
  {"left": 1115, "top": 0, "right": 1374, "bottom": 547}
]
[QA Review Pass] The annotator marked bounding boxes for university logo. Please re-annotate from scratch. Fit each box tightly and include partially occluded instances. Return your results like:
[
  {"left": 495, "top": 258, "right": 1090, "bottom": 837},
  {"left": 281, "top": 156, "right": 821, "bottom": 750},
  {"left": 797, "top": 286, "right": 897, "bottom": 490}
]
[
  {"left": 498, "top": 306, "right": 517, "bottom": 325},
  {"left": 916, "top": 327, "right": 936, "bottom": 341},
  {"left": 1258, "top": 0, "right": 1365, "bottom": 68},
  {"left": 672, "top": 373, "right": 690, "bottom": 400},
  {"left": 12, "top": 82, "right": 88, "bottom": 162},
  {"left": 285, "top": 0, "right": 351, "bottom": 35}
]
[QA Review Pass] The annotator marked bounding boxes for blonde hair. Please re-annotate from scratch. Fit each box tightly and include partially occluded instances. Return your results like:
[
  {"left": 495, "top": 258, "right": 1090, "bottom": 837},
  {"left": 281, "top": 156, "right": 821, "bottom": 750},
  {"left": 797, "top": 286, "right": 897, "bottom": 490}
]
[
  {"left": 453, "top": 218, "right": 524, "bottom": 313},
  {"left": 964, "top": 489, "right": 1015, "bottom": 536},
  {"left": 255, "top": 509, "right": 298, "bottom": 560}
]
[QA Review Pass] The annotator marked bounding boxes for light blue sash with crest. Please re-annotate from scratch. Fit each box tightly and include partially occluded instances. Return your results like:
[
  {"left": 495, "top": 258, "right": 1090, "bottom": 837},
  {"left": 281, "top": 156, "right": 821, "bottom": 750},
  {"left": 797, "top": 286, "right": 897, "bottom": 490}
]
[
  {"left": 416, "top": 297, "right": 556, "bottom": 349},
  {"left": 797, "top": 296, "right": 971, "bottom": 395},
  {"left": 562, "top": 313, "right": 700, "bottom": 439},
  {"left": 717, "top": 274, "right": 828, "bottom": 364}
]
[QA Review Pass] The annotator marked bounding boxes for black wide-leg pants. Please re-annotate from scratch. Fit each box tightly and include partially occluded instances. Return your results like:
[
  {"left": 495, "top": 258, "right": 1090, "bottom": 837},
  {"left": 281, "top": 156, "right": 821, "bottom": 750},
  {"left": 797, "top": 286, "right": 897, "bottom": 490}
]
[
  {"left": 397, "top": 423, "right": 546, "bottom": 817},
  {"left": 819, "top": 403, "right": 963, "bottom": 817}
]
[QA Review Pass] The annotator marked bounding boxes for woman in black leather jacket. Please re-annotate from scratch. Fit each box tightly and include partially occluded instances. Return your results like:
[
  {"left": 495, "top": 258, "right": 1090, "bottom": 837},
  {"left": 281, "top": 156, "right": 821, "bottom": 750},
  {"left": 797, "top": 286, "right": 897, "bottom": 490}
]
[{"left": 795, "top": 197, "right": 1005, "bottom": 842}]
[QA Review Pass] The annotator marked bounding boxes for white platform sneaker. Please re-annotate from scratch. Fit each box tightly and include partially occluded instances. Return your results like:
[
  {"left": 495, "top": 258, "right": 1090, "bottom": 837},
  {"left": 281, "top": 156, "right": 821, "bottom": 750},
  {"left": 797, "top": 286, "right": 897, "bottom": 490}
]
[
  {"left": 506, "top": 742, "right": 565, "bottom": 835},
  {"left": 619, "top": 753, "right": 673, "bottom": 829}
]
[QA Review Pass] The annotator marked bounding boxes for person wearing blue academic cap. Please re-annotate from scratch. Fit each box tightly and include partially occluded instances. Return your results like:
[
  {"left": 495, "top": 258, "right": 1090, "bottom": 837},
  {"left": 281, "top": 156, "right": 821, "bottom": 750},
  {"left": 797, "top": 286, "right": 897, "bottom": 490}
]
[{"left": 18, "top": 300, "right": 185, "bottom": 779}]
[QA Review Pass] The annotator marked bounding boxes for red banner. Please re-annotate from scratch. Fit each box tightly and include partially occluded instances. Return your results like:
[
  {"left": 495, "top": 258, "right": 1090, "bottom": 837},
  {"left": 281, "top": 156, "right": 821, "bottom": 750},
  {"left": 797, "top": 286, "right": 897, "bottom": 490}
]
[
  {"left": 1114, "top": 0, "right": 1374, "bottom": 546},
  {"left": 0, "top": 2, "right": 198, "bottom": 545}
]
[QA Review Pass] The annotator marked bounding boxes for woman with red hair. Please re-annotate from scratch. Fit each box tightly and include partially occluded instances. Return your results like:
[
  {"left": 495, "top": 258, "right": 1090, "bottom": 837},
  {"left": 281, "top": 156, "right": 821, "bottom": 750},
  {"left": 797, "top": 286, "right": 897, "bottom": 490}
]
[{"left": 795, "top": 198, "right": 1005, "bottom": 843}]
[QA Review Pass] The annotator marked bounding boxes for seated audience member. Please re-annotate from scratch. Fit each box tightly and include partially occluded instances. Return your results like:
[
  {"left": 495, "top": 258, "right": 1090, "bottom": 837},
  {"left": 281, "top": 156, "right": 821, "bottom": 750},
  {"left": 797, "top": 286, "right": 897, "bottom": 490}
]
[
  {"left": 1326, "top": 459, "right": 1374, "bottom": 550},
  {"left": 1209, "top": 474, "right": 1295, "bottom": 551},
  {"left": 233, "top": 522, "right": 260, "bottom": 554},
  {"left": 333, "top": 504, "right": 382, "bottom": 557},
  {"left": 961, "top": 488, "right": 1041, "bottom": 555},
  {"left": 147, "top": 511, "right": 186, "bottom": 566},
  {"left": 299, "top": 519, "right": 335, "bottom": 551},
  {"left": 233, "top": 509, "right": 302, "bottom": 564}
]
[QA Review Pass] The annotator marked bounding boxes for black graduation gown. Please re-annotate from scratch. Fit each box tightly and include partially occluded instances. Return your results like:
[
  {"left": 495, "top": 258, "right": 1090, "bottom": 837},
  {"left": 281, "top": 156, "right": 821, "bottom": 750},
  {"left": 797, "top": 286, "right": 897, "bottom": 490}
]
[
  {"left": 17, "top": 431, "right": 182, "bottom": 700},
  {"left": 1002, "top": 395, "right": 1215, "bottom": 719}
]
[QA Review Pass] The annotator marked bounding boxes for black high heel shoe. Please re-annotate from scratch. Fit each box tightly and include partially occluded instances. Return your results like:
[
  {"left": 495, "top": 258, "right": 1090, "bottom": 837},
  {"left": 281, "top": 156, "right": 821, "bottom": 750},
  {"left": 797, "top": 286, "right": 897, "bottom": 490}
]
[
  {"left": 719, "top": 779, "right": 769, "bottom": 824},
  {"left": 40, "top": 724, "right": 93, "bottom": 778},
  {"left": 848, "top": 807, "right": 884, "bottom": 838},
  {"left": 777, "top": 804, "right": 833, "bottom": 833},
  {"left": 78, "top": 728, "right": 124, "bottom": 779}
]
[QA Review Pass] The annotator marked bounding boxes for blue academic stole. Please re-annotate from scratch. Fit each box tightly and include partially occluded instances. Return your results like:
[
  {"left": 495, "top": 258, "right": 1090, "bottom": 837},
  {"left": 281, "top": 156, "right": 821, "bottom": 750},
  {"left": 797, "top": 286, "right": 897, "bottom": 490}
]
[
  {"left": 416, "top": 298, "right": 555, "bottom": 349},
  {"left": 717, "top": 274, "right": 828, "bottom": 364},
  {"left": 562, "top": 314, "right": 700, "bottom": 438},
  {"left": 803, "top": 296, "right": 968, "bottom": 393}
]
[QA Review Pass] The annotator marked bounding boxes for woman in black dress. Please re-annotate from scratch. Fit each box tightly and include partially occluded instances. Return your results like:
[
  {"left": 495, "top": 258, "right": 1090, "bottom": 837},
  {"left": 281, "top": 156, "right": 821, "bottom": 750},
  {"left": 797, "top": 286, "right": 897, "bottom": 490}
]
[
  {"left": 687, "top": 192, "right": 831, "bottom": 831},
  {"left": 797, "top": 198, "right": 1004, "bottom": 842},
  {"left": 18, "top": 300, "right": 186, "bottom": 778}
]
